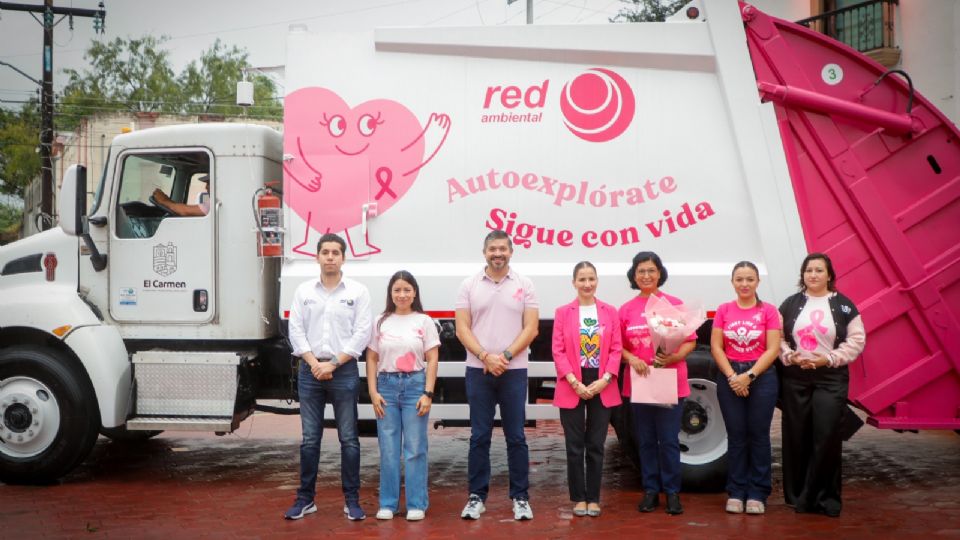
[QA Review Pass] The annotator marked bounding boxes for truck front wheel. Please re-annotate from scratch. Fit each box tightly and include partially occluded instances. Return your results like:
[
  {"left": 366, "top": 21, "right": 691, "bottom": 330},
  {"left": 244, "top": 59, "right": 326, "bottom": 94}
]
[{"left": 0, "top": 346, "right": 100, "bottom": 484}]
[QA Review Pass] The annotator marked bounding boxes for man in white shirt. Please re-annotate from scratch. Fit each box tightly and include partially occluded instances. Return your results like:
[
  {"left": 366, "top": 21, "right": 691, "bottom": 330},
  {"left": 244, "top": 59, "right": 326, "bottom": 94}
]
[{"left": 284, "top": 233, "right": 373, "bottom": 521}]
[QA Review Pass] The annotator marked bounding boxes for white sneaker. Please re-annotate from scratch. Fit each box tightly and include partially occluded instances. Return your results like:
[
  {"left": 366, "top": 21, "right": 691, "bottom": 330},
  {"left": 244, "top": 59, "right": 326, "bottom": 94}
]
[
  {"left": 406, "top": 509, "right": 426, "bottom": 521},
  {"left": 460, "top": 494, "right": 485, "bottom": 519},
  {"left": 513, "top": 498, "right": 533, "bottom": 520},
  {"left": 375, "top": 508, "right": 394, "bottom": 520}
]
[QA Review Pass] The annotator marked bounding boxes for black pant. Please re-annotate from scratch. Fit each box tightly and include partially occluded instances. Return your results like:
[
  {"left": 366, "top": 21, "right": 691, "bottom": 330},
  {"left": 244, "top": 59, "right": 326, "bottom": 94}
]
[
  {"left": 780, "top": 364, "right": 849, "bottom": 516},
  {"left": 559, "top": 368, "right": 612, "bottom": 503}
]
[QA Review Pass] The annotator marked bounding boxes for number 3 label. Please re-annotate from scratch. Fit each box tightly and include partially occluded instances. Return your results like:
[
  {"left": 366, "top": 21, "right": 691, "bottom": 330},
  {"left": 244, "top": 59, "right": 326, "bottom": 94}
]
[{"left": 821, "top": 63, "right": 843, "bottom": 86}]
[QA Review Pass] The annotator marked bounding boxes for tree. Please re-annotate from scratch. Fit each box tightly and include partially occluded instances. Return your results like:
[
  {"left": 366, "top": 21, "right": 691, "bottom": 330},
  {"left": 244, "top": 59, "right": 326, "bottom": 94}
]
[
  {"left": 0, "top": 202, "right": 22, "bottom": 245},
  {"left": 610, "top": 0, "right": 687, "bottom": 22},
  {"left": 0, "top": 101, "right": 41, "bottom": 198},
  {"left": 179, "top": 39, "right": 281, "bottom": 119},
  {"left": 59, "top": 35, "right": 181, "bottom": 130},
  {"left": 58, "top": 35, "right": 281, "bottom": 130}
]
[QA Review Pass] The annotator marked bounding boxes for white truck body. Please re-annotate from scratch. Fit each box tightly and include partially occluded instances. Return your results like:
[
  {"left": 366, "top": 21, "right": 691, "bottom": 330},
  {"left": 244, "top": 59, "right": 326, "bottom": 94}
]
[{"left": 278, "top": 5, "right": 804, "bottom": 317}]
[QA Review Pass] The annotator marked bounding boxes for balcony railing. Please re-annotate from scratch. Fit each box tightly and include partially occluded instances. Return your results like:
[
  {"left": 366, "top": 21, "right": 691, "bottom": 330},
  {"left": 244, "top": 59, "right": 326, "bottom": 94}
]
[{"left": 797, "top": 0, "right": 898, "bottom": 54}]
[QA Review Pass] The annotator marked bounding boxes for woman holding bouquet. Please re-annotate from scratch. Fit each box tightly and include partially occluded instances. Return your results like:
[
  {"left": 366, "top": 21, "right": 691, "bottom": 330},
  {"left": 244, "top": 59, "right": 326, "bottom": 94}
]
[
  {"left": 618, "top": 251, "right": 696, "bottom": 515},
  {"left": 552, "top": 261, "right": 622, "bottom": 518},
  {"left": 366, "top": 271, "right": 440, "bottom": 521},
  {"left": 778, "top": 253, "right": 865, "bottom": 517},
  {"left": 711, "top": 261, "right": 781, "bottom": 515}
]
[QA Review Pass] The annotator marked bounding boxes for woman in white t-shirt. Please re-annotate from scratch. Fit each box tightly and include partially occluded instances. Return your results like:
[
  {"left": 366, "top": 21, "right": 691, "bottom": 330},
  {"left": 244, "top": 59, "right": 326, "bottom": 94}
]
[
  {"left": 366, "top": 271, "right": 440, "bottom": 522},
  {"left": 778, "top": 253, "right": 866, "bottom": 518}
]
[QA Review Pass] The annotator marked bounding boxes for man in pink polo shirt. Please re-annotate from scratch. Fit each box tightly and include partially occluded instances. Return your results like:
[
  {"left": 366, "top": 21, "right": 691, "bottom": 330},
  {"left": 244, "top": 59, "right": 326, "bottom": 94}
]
[{"left": 455, "top": 229, "right": 539, "bottom": 521}]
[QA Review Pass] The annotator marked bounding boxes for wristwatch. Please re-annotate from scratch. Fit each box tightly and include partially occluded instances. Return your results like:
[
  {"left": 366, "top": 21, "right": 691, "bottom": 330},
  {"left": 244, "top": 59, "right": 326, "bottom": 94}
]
[
  {"left": 329, "top": 357, "right": 341, "bottom": 368},
  {"left": 602, "top": 372, "right": 613, "bottom": 383},
  {"left": 747, "top": 371, "right": 757, "bottom": 382},
  {"left": 422, "top": 390, "right": 435, "bottom": 399},
  {"left": 502, "top": 350, "right": 513, "bottom": 361}
]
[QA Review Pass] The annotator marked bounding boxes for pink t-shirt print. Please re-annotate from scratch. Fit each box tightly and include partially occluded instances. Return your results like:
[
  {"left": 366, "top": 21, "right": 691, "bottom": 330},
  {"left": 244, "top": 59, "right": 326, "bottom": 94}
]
[
  {"left": 714, "top": 302, "right": 781, "bottom": 362},
  {"left": 395, "top": 327, "right": 426, "bottom": 371},
  {"left": 624, "top": 324, "right": 651, "bottom": 353},
  {"left": 797, "top": 309, "right": 829, "bottom": 353}
]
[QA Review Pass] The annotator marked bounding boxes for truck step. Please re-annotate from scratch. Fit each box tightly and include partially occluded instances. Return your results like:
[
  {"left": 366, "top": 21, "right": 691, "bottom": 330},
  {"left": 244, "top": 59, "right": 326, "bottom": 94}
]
[
  {"left": 126, "top": 417, "right": 237, "bottom": 432},
  {"left": 132, "top": 350, "right": 251, "bottom": 417}
]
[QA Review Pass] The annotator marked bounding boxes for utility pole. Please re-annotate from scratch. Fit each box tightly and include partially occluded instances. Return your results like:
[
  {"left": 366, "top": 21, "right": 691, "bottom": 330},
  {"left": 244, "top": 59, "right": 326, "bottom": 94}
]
[
  {"left": 506, "top": 0, "right": 533, "bottom": 24},
  {"left": 0, "top": 1, "right": 105, "bottom": 230}
]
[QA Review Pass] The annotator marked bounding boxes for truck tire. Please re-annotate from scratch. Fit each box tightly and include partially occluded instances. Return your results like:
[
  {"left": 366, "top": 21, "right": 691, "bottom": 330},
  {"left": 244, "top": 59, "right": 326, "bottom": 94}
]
[
  {"left": 0, "top": 346, "right": 100, "bottom": 484},
  {"left": 681, "top": 349, "right": 728, "bottom": 492},
  {"left": 613, "top": 348, "right": 728, "bottom": 491},
  {"left": 100, "top": 426, "right": 163, "bottom": 442}
]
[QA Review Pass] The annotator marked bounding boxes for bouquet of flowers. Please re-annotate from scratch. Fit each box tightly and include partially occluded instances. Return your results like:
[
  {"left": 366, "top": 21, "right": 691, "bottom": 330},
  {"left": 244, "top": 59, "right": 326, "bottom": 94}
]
[{"left": 644, "top": 295, "right": 706, "bottom": 366}]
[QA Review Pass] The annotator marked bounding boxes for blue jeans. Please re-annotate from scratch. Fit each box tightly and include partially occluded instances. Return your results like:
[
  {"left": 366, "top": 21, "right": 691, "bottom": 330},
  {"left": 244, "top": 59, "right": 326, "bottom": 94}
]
[
  {"left": 466, "top": 367, "right": 529, "bottom": 501},
  {"left": 376, "top": 370, "right": 430, "bottom": 512},
  {"left": 716, "top": 360, "right": 778, "bottom": 502},
  {"left": 296, "top": 360, "right": 360, "bottom": 503},
  {"left": 632, "top": 399, "right": 685, "bottom": 495}
]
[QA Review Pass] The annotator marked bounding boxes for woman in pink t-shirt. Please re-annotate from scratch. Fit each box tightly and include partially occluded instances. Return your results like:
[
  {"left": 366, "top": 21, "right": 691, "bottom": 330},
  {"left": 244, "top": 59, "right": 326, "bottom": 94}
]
[
  {"left": 366, "top": 271, "right": 440, "bottom": 521},
  {"left": 619, "top": 251, "right": 696, "bottom": 516},
  {"left": 710, "top": 261, "right": 781, "bottom": 515}
]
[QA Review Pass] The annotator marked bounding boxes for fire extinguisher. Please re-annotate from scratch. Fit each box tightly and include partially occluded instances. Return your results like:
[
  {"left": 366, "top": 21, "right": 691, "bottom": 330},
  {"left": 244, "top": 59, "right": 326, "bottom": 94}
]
[{"left": 256, "top": 184, "right": 282, "bottom": 257}]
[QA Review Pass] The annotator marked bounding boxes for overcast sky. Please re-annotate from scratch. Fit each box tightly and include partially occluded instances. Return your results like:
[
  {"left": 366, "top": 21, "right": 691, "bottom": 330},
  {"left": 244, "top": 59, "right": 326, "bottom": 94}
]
[{"left": 0, "top": 0, "right": 629, "bottom": 110}]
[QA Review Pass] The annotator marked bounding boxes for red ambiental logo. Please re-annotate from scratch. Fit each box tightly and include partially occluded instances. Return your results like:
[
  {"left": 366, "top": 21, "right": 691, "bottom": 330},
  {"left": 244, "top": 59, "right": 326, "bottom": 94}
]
[{"left": 560, "top": 68, "right": 635, "bottom": 143}]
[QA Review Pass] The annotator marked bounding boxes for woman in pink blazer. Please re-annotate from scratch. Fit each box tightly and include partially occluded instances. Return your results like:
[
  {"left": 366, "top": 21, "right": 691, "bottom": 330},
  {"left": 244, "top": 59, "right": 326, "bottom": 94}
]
[{"left": 552, "top": 261, "right": 623, "bottom": 517}]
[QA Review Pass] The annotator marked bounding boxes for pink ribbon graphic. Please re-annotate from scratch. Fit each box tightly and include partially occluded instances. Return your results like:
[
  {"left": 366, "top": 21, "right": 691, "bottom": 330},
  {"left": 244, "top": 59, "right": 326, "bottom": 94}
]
[
  {"left": 513, "top": 288, "right": 524, "bottom": 302},
  {"left": 809, "top": 309, "right": 828, "bottom": 334},
  {"left": 797, "top": 309, "right": 828, "bottom": 351}
]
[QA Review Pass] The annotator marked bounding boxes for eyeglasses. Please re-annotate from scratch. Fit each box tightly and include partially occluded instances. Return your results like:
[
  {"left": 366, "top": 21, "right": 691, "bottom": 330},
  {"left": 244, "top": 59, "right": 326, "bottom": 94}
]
[{"left": 636, "top": 269, "right": 659, "bottom": 275}]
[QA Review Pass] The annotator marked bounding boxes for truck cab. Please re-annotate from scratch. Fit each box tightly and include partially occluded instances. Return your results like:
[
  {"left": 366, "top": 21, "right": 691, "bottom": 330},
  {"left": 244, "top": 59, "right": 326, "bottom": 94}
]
[{"left": 0, "top": 124, "right": 285, "bottom": 483}]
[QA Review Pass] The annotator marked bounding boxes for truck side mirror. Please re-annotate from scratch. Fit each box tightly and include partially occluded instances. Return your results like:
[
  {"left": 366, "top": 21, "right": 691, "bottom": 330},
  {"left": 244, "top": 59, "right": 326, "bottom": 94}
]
[
  {"left": 59, "top": 164, "right": 108, "bottom": 271},
  {"left": 58, "top": 165, "right": 87, "bottom": 237}
]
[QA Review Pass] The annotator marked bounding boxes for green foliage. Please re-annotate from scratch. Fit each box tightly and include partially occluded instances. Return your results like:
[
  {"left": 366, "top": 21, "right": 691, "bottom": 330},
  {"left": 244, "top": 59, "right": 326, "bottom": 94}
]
[
  {"left": 59, "top": 36, "right": 181, "bottom": 130},
  {"left": 0, "top": 203, "right": 23, "bottom": 245},
  {"left": 0, "top": 101, "right": 41, "bottom": 197},
  {"left": 58, "top": 36, "right": 281, "bottom": 131},
  {"left": 610, "top": 0, "right": 687, "bottom": 22},
  {"left": 179, "top": 39, "right": 281, "bottom": 119}
]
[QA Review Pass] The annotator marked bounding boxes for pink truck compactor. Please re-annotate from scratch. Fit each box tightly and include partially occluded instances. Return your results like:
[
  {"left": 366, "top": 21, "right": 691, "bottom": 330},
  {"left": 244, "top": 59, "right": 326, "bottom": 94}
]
[{"left": 0, "top": 1, "right": 956, "bottom": 485}]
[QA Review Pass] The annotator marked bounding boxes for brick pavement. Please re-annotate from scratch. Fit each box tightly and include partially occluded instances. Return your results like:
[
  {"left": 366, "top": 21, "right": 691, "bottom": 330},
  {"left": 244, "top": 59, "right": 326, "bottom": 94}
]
[{"left": 1, "top": 412, "right": 959, "bottom": 539}]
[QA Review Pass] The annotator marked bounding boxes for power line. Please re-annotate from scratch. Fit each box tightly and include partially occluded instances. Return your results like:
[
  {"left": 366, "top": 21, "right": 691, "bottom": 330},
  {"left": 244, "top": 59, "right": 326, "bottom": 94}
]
[
  {"left": 535, "top": 0, "right": 582, "bottom": 21},
  {"left": 0, "top": 0, "right": 430, "bottom": 61},
  {"left": 424, "top": 0, "right": 492, "bottom": 26}
]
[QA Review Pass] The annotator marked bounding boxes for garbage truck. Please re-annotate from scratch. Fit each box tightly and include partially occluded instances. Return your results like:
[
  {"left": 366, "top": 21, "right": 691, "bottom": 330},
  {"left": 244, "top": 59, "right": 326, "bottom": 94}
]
[{"left": 0, "top": 0, "right": 957, "bottom": 485}]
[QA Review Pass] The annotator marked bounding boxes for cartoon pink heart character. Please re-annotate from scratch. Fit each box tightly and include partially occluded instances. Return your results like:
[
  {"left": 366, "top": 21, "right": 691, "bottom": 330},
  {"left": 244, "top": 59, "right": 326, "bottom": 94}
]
[{"left": 283, "top": 87, "right": 451, "bottom": 256}]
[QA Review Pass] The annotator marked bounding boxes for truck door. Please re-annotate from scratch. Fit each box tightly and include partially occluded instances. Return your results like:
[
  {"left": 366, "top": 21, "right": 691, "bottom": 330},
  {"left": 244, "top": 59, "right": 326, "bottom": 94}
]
[{"left": 108, "top": 149, "right": 216, "bottom": 324}]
